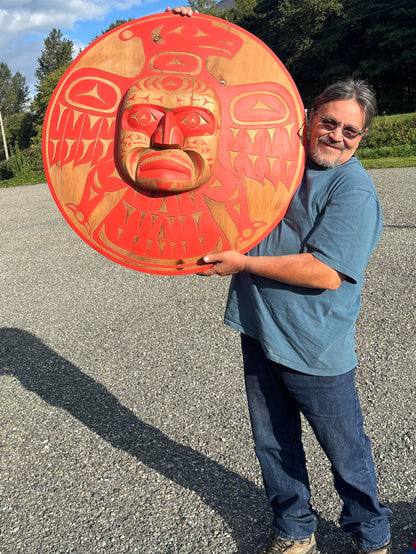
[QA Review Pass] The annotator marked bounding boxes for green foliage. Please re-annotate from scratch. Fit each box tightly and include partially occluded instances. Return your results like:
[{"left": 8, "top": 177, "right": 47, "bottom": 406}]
[
  {"left": 24, "top": 144, "right": 44, "bottom": 172},
  {"left": 31, "top": 65, "right": 69, "bottom": 145},
  {"left": 0, "top": 159, "right": 13, "bottom": 180},
  {"left": 228, "top": 0, "right": 416, "bottom": 114},
  {"left": 8, "top": 143, "right": 26, "bottom": 174},
  {"left": 255, "top": 0, "right": 344, "bottom": 70},
  {"left": 0, "top": 168, "right": 46, "bottom": 188},
  {"left": 360, "top": 113, "right": 416, "bottom": 148},
  {"left": 0, "top": 143, "right": 45, "bottom": 185},
  {"left": 91, "top": 19, "right": 133, "bottom": 43},
  {"left": 35, "top": 29, "right": 74, "bottom": 88},
  {"left": 353, "top": 1, "right": 416, "bottom": 113},
  {"left": 358, "top": 144, "right": 416, "bottom": 159},
  {"left": 223, "top": 0, "right": 258, "bottom": 21},
  {"left": 3, "top": 111, "right": 35, "bottom": 151},
  {"left": 188, "top": 0, "right": 223, "bottom": 14},
  {"left": 1, "top": 27, "right": 73, "bottom": 172},
  {"left": 0, "top": 63, "right": 32, "bottom": 159},
  {"left": 360, "top": 156, "right": 416, "bottom": 169},
  {"left": 0, "top": 63, "right": 30, "bottom": 115},
  {"left": 357, "top": 112, "right": 416, "bottom": 159}
]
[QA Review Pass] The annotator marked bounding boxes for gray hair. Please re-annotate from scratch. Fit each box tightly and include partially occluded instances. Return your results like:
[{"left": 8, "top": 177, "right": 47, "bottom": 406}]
[{"left": 312, "top": 78, "right": 377, "bottom": 129}]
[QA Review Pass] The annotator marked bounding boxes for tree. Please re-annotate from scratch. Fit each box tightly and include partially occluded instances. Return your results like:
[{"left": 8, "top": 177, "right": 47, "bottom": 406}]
[
  {"left": 240, "top": 0, "right": 344, "bottom": 67},
  {"left": 31, "top": 66, "right": 69, "bottom": 144},
  {"left": 0, "top": 63, "right": 29, "bottom": 116},
  {"left": 0, "top": 62, "right": 30, "bottom": 159},
  {"left": 188, "top": 0, "right": 224, "bottom": 16},
  {"left": 292, "top": 0, "right": 416, "bottom": 112},
  {"left": 4, "top": 111, "right": 35, "bottom": 150},
  {"left": 224, "top": 0, "right": 257, "bottom": 22},
  {"left": 30, "top": 29, "right": 74, "bottom": 144},
  {"left": 228, "top": 0, "right": 415, "bottom": 112},
  {"left": 35, "top": 28, "right": 74, "bottom": 88},
  {"left": 353, "top": 0, "right": 416, "bottom": 112},
  {"left": 91, "top": 19, "right": 133, "bottom": 43}
]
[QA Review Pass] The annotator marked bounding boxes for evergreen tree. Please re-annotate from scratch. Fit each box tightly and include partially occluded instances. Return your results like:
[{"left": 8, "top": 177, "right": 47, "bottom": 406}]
[
  {"left": 31, "top": 66, "right": 69, "bottom": 145},
  {"left": 0, "top": 62, "right": 31, "bottom": 159},
  {"left": 0, "top": 63, "right": 29, "bottom": 116},
  {"left": 229, "top": 0, "right": 415, "bottom": 112},
  {"left": 35, "top": 28, "right": 74, "bottom": 88},
  {"left": 188, "top": 0, "right": 224, "bottom": 16},
  {"left": 91, "top": 19, "right": 132, "bottom": 43}
]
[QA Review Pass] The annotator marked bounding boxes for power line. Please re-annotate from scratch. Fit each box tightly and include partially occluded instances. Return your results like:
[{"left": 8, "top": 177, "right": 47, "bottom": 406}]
[{"left": 255, "top": 0, "right": 413, "bottom": 47}]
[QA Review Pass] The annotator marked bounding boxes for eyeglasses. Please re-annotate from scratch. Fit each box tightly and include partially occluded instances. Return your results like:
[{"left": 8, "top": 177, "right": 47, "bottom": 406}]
[{"left": 316, "top": 111, "right": 366, "bottom": 141}]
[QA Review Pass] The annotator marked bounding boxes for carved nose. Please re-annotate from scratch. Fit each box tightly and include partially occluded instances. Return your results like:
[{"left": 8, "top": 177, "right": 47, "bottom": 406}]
[{"left": 151, "top": 112, "right": 184, "bottom": 149}]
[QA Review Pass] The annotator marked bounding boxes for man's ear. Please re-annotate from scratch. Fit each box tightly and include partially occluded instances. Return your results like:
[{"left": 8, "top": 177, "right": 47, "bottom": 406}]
[{"left": 307, "top": 107, "right": 316, "bottom": 125}]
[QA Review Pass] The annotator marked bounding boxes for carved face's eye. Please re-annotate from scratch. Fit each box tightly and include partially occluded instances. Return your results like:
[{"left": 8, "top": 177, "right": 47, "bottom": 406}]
[
  {"left": 125, "top": 105, "right": 164, "bottom": 135},
  {"left": 176, "top": 108, "right": 216, "bottom": 137},
  {"left": 130, "top": 109, "right": 156, "bottom": 126},
  {"left": 181, "top": 112, "right": 208, "bottom": 129}
]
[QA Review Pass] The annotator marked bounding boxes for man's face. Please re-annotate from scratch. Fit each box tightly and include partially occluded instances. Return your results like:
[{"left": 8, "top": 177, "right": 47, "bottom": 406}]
[
  {"left": 118, "top": 76, "right": 220, "bottom": 193},
  {"left": 308, "top": 99, "right": 367, "bottom": 168}
]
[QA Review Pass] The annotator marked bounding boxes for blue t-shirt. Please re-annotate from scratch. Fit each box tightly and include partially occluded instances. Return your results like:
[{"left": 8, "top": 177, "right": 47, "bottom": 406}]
[{"left": 224, "top": 157, "right": 383, "bottom": 375}]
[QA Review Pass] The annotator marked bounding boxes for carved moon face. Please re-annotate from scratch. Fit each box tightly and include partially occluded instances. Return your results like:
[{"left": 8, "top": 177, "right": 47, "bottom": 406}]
[
  {"left": 43, "top": 13, "right": 306, "bottom": 275},
  {"left": 118, "top": 76, "right": 221, "bottom": 193}
]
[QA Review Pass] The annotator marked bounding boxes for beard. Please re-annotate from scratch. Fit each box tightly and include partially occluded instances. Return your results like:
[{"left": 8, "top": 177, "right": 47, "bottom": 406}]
[{"left": 308, "top": 136, "right": 347, "bottom": 169}]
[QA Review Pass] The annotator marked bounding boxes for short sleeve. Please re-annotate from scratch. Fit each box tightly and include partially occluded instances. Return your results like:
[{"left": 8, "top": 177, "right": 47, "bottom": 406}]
[{"left": 304, "top": 186, "right": 383, "bottom": 284}]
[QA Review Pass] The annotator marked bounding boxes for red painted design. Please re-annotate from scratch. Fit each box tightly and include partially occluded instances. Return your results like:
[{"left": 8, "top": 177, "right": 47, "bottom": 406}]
[{"left": 43, "top": 13, "right": 306, "bottom": 275}]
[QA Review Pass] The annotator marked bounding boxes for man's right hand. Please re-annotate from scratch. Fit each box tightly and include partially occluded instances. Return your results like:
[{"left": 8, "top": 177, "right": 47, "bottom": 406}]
[{"left": 165, "top": 6, "right": 195, "bottom": 16}]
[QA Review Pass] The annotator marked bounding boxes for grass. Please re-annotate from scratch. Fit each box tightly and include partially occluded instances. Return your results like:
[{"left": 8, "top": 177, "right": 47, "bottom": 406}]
[
  {"left": 0, "top": 170, "right": 46, "bottom": 188},
  {"left": 360, "top": 157, "right": 416, "bottom": 169}
]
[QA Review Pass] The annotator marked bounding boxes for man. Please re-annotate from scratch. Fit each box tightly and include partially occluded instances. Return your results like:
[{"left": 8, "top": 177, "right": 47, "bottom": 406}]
[
  {"left": 169, "top": 7, "right": 391, "bottom": 554},
  {"left": 202, "top": 80, "right": 391, "bottom": 554}
]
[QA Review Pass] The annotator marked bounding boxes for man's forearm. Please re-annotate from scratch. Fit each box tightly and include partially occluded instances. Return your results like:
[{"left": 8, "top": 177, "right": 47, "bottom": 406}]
[
  {"left": 244, "top": 253, "right": 344, "bottom": 289},
  {"left": 200, "top": 251, "right": 345, "bottom": 289}
]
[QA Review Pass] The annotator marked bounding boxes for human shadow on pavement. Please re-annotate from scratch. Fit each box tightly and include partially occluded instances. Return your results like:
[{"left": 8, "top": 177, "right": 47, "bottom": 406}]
[
  {"left": 0, "top": 327, "right": 269, "bottom": 553},
  {"left": 1, "top": 328, "right": 413, "bottom": 553}
]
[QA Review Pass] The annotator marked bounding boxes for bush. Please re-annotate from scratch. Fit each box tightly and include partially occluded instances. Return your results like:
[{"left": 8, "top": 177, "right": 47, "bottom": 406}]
[
  {"left": 0, "top": 159, "right": 14, "bottom": 180},
  {"left": 357, "top": 112, "right": 416, "bottom": 160},
  {"left": 9, "top": 143, "right": 27, "bottom": 173},
  {"left": 360, "top": 113, "right": 416, "bottom": 149},
  {"left": 0, "top": 143, "right": 46, "bottom": 186},
  {"left": 24, "top": 143, "right": 44, "bottom": 172},
  {"left": 0, "top": 143, "right": 44, "bottom": 177}
]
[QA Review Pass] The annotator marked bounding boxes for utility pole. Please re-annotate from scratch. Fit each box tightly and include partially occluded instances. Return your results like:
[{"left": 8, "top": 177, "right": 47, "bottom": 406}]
[{"left": 0, "top": 111, "right": 9, "bottom": 161}]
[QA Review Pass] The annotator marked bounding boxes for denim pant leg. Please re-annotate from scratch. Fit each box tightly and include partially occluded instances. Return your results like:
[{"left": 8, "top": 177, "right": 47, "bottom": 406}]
[
  {"left": 281, "top": 363, "right": 391, "bottom": 550},
  {"left": 242, "top": 334, "right": 319, "bottom": 541},
  {"left": 242, "top": 334, "right": 391, "bottom": 549}
]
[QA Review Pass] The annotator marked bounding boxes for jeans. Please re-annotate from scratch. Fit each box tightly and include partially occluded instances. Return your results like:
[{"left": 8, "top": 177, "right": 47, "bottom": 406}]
[{"left": 242, "top": 334, "right": 391, "bottom": 550}]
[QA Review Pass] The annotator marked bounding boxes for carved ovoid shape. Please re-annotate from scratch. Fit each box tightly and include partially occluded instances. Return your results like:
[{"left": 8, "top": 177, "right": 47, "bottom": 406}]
[{"left": 43, "top": 13, "right": 306, "bottom": 275}]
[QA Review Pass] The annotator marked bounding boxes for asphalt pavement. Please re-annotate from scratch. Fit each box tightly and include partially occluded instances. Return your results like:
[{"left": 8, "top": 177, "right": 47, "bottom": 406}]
[{"left": 0, "top": 167, "right": 415, "bottom": 554}]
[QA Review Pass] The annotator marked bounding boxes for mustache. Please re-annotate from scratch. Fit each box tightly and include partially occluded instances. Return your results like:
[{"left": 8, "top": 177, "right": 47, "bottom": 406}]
[{"left": 318, "top": 136, "right": 346, "bottom": 151}]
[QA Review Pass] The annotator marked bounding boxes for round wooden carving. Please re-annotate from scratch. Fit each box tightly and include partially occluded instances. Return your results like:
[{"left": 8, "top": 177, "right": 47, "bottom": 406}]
[{"left": 43, "top": 13, "right": 306, "bottom": 275}]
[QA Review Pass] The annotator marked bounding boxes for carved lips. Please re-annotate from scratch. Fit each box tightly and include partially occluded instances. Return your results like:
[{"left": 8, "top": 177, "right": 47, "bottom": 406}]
[{"left": 134, "top": 150, "right": 195, "bottom": 192}]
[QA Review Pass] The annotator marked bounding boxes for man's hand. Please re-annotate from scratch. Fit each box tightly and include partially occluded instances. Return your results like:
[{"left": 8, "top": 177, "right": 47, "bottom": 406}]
[
  {"left": 198, "top": 251, "right": 247, "bottom": 277},
  {"left": 165, "top": 6, "right": 195, "bottom": 16}
]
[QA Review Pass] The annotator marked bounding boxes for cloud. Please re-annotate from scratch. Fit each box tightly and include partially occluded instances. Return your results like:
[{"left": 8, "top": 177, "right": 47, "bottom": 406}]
[{"left": 0, "top": 0, "right": 159, "bottom": 95}]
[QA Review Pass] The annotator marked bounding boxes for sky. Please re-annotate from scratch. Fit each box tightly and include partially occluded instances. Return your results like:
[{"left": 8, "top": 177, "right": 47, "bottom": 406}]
[{"left": 0, "top": 0, "right": 175, "bottom": 96}]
